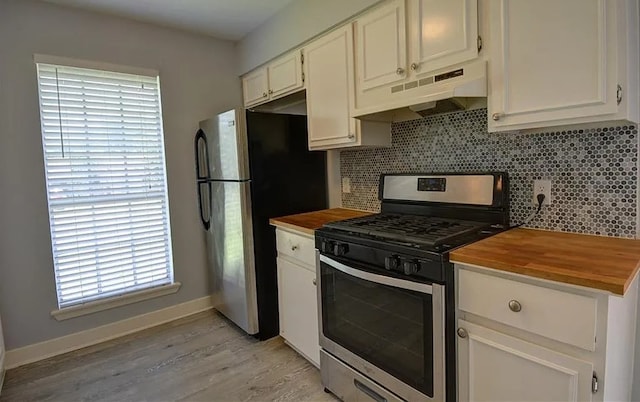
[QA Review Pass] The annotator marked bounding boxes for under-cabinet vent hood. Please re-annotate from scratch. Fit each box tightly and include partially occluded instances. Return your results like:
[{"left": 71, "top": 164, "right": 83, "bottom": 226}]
[
  {"left": 353, "top": 61, "right": 487, "bottom": 122},
  {"left": 248, "top": 90, "right": 307, "bottom": 115}
]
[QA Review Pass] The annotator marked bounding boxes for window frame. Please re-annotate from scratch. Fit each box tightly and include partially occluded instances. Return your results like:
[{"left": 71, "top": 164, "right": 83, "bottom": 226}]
[{"left": 34, "top": 55, "right": 178, "bottom": 316}]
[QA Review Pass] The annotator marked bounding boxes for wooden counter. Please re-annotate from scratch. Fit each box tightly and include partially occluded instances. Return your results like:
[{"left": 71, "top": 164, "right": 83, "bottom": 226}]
[
  {"left": 450, "top": 228, "right": 640, "bottom": 295},
  {"left": 269, "top": 208, "right": 373, "bottom": 235}
]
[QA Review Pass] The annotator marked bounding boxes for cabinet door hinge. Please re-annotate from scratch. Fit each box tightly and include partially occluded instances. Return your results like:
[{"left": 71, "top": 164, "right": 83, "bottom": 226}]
[
  {"left": 302, "top": 72, "right": 305, "bottom": 83},
  {"left": 592, "top": 372, "right": 598, "bottom": 394},
  {"left": 477, "top": 35, "right": 483, "bottom": 52},
  {"left": 301, "top": 51, "right": 304, "bottom": 64},
  {"left": 617, "top": 84, "right": 623, "bottom": 105}
]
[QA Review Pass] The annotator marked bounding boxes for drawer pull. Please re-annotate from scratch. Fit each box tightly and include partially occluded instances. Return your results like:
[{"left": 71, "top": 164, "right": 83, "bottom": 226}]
[
  {"left": 508, "top": 300, "right": 522, "bottom": 312},
  {"left": 291, "top": 245, "right": 299, "bottom": 251}
]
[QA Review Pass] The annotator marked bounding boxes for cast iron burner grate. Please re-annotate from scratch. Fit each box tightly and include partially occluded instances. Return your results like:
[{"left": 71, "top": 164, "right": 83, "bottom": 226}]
[{"left": 325, "top": 213, "right": 492, "bottom": 247}]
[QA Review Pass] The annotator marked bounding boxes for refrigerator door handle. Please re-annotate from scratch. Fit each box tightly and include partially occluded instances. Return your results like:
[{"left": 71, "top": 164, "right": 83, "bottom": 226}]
[
  {"left": 197, "top": 181, "right": 211, "bottom": 231},
  {"left": 195, "top": 129, "right": 212, "bottom": 230},
  {"left": 194, "top": 129, "right": 210, "bottom": 181}
]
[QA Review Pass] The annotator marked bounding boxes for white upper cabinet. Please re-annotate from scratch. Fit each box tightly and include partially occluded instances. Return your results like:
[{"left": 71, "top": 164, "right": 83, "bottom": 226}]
[
  {"left": 353, "top": 0, "right": 481, "bottom": 116},
  {"left": 242, "top": 68, "right": 269, "bottom": 107},
  {"left": 242, "top": 50, "right": 304, "bottom": 108},
  {"left": 306, "top": 26, "right": 357, "bottom": 149},
  {"left": 488, "top": 0, "right": 639, "bottom": 132},
  {"left": 305, "top": 25, "right": 392, "bottom": 150},
  {"left": 267, "top": 51, "right": 303, "bottom": 99},
  {"left": 408, "top": 0, "right": 478, "bottom": 76},
  {"left": 355, "top": 0, "right": 407, "bottom": 91}
]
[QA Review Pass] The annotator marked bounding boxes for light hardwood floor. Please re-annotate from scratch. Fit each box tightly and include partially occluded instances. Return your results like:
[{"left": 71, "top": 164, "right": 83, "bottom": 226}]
[{"left": 0, "top": 311, "right": 336, "bottom": 402}]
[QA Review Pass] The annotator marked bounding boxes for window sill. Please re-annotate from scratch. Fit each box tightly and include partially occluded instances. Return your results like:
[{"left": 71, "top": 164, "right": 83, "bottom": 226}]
[{"left": 51, "top": 282, "right": 182, "bottom": 321}]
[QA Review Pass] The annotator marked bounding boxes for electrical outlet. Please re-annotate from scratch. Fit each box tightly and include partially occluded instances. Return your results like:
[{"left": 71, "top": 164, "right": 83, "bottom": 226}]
[
  {"left": 532, "top": 179, "right": 552, "bottom": 205},
  {"left": 342, "top": 177, "right": 351, "bottom": 193}
]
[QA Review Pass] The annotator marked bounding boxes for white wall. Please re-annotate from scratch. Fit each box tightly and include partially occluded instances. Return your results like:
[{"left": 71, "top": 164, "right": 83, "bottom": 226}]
[
  {"left": 0, "top": 0, "right": 241, "bottom": 349},
  {"left": 236, "top": 0, "right": 382, "bottom": 74}
]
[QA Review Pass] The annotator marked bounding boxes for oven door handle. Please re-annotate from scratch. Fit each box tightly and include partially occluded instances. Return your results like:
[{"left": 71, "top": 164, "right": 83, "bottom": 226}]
[{"left": 319, "top": 255, "right": 433, "bottom": 294}]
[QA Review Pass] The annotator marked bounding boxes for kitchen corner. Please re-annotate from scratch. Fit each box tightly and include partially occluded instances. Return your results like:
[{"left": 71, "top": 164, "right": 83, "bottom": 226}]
[{"left": 268, "top": 208, "right": 373, "bottom": 368}]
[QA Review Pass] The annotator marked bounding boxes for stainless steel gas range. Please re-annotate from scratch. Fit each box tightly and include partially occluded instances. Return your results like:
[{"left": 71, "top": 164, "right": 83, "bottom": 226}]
[{"left": 315, "top": 173, "right": 510, "bottom": 402}]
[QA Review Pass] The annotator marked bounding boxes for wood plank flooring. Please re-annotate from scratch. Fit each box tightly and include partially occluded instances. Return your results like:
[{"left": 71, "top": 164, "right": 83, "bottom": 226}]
[{"left": 0, "top": 311, "right": 336, "bottom": 402}]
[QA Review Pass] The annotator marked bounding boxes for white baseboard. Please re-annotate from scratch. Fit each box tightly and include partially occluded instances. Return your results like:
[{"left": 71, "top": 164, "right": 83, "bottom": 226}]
[{"left": 5, "top": 295, "right": 214, "bottom": 369}]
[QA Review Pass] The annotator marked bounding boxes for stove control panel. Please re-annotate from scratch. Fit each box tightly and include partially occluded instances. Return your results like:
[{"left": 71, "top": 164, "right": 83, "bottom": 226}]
[
  {"left": 320, "top": 240, "right": 335, "bottom": 254},
  {"left": 384, "top": 255, "right": 421, "bottom": 276},
  {"left": 403, "top": 260, "right": 420, "bottom": 275},
  {"left": 320, "top": 240, "right": 350, "bottom": 257},
  {"left": 384, "top": 256, "right": 400, "bottom": 271},
  {"left": 316, "top": 233, "right": 446, "bottom": 283},
  {"left": 334, "top": 243, "right": 349, "bottom": 257}
]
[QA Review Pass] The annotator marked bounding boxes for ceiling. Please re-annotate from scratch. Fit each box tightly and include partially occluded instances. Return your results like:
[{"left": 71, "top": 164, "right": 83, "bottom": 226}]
[{"left": 41, "top": 0, "right": 297, "bottom": 40}]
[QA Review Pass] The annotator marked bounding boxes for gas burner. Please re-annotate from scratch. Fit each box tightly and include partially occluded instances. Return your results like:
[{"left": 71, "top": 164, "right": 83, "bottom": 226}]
[{"left": 325, "top": 213, "right": 493, "bottom": 249}]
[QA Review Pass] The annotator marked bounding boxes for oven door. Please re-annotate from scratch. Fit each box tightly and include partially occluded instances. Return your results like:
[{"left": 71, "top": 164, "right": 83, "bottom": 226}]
[{"left": 318, "top": 254, "right": 445, "bottom": 402}]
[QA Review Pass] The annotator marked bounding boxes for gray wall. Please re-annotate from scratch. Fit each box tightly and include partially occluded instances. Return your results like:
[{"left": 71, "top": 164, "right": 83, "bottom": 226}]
[
  {"left": 236, "top": 0, "right": 382, "bottom": 74},
  {"left": 0, "top": 0, "right": 241, "bottom": 349}
]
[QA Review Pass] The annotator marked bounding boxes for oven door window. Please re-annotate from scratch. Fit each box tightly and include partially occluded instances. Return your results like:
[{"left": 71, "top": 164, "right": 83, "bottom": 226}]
[{"left": 320, "top": 259, "right": 434, "bottom": 397}]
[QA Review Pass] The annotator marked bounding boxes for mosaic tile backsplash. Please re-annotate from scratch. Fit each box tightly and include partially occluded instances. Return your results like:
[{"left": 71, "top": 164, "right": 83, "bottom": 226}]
[{"left": 341, "top": 108, "right": 638, "bottom": 238}]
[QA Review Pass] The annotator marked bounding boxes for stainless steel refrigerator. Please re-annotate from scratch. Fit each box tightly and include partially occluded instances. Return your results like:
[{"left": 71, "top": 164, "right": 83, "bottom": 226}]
[{"left": 195, "top": 109, "right": 327, "bottom": 339}]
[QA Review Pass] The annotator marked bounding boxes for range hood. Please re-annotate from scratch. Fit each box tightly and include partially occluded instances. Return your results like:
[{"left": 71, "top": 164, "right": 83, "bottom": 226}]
[
  {"left": 353, "top": 60, "right": 487, "bottom": 122},
  {"left": 248, "top": 90, "right": 307, "bottom": 115}
]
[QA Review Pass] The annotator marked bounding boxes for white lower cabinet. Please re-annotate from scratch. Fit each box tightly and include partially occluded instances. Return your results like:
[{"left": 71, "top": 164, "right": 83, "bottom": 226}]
[
  {"left": 455, "top": 264, "right": 639, "bottom": 402},
  {"left": 274, "top": 227, "right": 320, "bottom": 366},
  {"left": 457, "top": 320, "right": 594, "bottom": 402}
]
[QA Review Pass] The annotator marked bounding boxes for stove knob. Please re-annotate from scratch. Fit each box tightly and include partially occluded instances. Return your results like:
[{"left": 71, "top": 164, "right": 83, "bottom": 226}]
[
  {"left": 321, "top": 241, "right": 335, "bottom": 255},
  {"left": 384, "top": 256, "right": 400, "bottom": 271},
  {"left": 334, "top": 243, "right": 349, "bottom": 256},
  {"left": 403, "top": 260, "right": 420, "bottom": 276}
]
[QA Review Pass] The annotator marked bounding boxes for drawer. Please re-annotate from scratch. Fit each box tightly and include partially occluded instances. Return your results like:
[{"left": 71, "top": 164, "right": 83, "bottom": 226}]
[
  {"left": 458, "top": 268, "right": 597, "bottom": 351},
  {"left": 276, "top": 228, "right": 315, "bottom": 268}
]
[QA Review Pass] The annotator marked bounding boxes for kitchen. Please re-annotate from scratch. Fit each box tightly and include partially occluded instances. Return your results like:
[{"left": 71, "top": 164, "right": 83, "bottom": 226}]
[{"left": 0, "top": 0, "right": 639, "bottom": 401}]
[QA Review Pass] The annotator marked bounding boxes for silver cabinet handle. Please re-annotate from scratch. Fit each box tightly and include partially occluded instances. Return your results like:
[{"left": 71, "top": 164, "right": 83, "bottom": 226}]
[
  {"left": 312, "top": 278, "right": 317, "bottom": 286},
  {"left": 492, "top": 113, "right": 503, "bottom": 121},
  {"left": 268, "top": 89, "right": 274, "bottom": 95},
  {"left": 396, "top": 67, "right": 405, "bottom": 75},
  {"left": 617, "top": 84, "right": 623, "bottom": 105},
  {"left": 262, "top": 92, "right": 268, "bottom": 97},
  {"left": 457, "top": 327, "right": 468, "bottom": 338},
  {"left": 410, "top": 62, "right": 419, "bottom": 71},
  {"left": 508, "top": 300, "right": 522, "bottom": 312}
]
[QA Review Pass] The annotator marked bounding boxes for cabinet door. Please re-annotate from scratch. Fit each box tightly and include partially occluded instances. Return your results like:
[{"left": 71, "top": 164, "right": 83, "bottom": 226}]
[
  {"left": 277, "top": 257, "right": 320, "bottom": 366},
  {"left": 457, "top": 320, "right": 593, "bottom": 402},
  {"left": 305, "top": 25, "right": 358, "bottom": 150},
  {"left": 489, "top": 0, "right": 618, "bottom": 131},
  {"left": 267, "top": 51, "right": 303, "bottom": 100},
  {"left": 355, "top": 0, "right": 407, "bottom": 91},
  {"left": 242, "top": 68, "right": 269, "bottom": 107},
  {"left": 408, "top": 0, "right": 478, "bottom": 75}
]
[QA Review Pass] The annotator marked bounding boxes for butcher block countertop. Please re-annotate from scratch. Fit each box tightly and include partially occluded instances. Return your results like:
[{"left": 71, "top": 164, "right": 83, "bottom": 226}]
[
  {"left": 450, "top": 228, "right": 640, "bottom": 295},
  {"left": 269, "top": 208, "right": 373, "bottom": 235}
]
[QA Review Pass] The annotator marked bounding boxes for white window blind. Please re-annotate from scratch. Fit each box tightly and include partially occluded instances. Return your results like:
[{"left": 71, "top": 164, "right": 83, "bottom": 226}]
[{"left": 36, "top": 62, "right": 174, "bottom": 308}]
